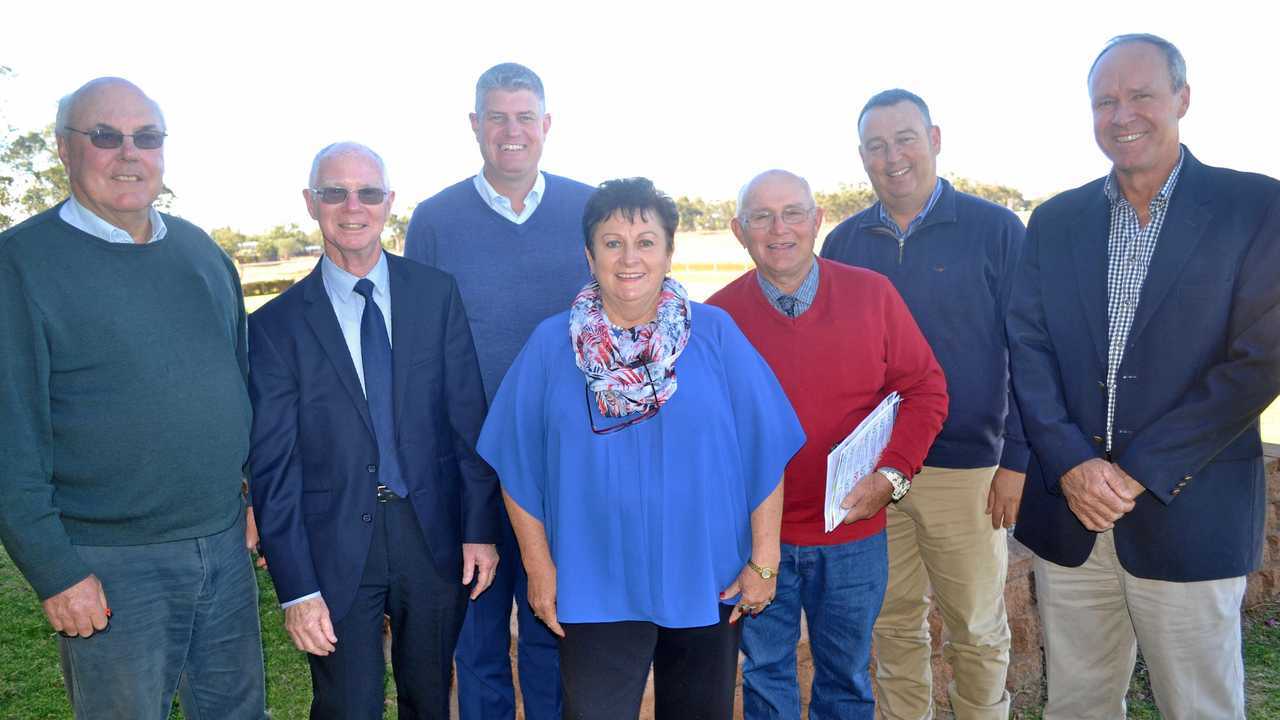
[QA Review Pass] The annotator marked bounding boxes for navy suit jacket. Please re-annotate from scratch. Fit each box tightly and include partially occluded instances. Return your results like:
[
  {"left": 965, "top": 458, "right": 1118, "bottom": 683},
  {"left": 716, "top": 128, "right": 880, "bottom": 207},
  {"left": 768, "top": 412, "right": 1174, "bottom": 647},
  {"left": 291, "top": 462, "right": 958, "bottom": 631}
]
[
  {"left": 248, "top": 252, "right": 500, "bottom": 622},
  {"left": 1008, "top": 148, "right": 1280, "bottom": 582}
]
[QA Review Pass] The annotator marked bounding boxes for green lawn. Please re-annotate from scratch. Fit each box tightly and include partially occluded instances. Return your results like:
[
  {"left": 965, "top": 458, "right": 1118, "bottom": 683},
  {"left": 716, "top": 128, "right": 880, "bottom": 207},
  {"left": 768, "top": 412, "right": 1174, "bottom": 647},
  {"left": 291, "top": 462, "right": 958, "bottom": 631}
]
[{"left": 0, "top": 544, "right": 399, "bottom": 719}]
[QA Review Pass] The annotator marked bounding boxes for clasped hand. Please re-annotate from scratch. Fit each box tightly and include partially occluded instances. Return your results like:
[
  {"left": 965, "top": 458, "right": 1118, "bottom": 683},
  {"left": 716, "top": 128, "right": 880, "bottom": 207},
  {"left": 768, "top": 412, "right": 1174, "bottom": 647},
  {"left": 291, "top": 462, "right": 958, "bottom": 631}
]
[{"left": 1060, "top": 458, "right": 1144, "bottom": 531}]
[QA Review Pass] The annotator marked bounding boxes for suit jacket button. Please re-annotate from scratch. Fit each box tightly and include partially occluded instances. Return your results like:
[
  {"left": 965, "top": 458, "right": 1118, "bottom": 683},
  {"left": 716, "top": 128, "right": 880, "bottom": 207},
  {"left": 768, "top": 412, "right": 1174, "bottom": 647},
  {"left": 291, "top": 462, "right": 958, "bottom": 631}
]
[
  {"left": 367, "top": 464, "right": 377, "bottom": 473},
  {"left": 1171, "top": 488, "right": 1181, "bottom": 495},
  {"left": 1092, "top": 435, "right": 1104, "bottom": 445},
  {"left": 1183, "top": 474, "right": 1192, "bottom": 481},
  {"left": 362, "top": 513, "right": 372, "bottom": 522}
]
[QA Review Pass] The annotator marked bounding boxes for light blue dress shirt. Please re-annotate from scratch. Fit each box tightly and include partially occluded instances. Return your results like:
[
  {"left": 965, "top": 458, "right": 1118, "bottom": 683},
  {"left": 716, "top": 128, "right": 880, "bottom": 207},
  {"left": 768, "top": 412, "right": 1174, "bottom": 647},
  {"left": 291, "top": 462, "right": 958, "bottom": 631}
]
[
  {"left": 282, "top": 251, "right": 392, "bottom": 608},
  {"left": 59, "top": 194, "right": 168, "bottom": 244},
  {"left": 319, "top": 251, "right": 393, "bottom": 395},
  {"left": 472, "top": 170, "right": 545, "bottom": 224}
]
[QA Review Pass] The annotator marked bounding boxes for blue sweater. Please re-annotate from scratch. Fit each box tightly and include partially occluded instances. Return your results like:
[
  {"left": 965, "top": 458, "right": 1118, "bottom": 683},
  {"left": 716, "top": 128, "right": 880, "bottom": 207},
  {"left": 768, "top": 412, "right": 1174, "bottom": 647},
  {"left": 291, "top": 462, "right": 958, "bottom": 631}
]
[
  {"left": 821, "top": 179, "right": 1029, "bottom": 471},
  {"left": 405, "top": 173, "right": 595, "bottom": 402}
]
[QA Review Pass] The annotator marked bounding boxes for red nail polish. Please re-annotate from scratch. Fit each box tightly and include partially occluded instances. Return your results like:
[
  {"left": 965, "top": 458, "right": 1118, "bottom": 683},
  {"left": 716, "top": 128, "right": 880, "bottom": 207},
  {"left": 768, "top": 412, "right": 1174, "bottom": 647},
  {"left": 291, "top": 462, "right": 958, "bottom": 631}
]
[{"left": 104, "top": 608, "right": 112, "bottom": 618}]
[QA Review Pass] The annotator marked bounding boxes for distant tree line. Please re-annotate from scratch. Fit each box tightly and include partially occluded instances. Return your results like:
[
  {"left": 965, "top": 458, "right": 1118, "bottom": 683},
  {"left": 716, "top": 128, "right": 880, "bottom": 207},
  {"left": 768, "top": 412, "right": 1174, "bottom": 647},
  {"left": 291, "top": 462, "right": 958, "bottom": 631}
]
[
  {"left": 1, "top": 68, "right": 1037, "bottom": 245},
  {"left": 675, "top": 175, "right": 1039, "bottom": 233}
]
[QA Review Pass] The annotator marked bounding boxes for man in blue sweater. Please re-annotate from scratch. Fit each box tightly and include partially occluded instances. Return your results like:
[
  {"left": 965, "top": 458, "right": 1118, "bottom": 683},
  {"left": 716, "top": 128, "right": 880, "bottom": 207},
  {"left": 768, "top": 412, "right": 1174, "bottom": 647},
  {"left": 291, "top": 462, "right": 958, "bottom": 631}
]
[
  {"left": 405, "top": 62, "right": 593, "bottom": 720},
  {"left": 0, "top": 77, "right": 265, "bottom": 719},
  {"left": 821, "top": 89, "right": 1026, "bottom": 720}
]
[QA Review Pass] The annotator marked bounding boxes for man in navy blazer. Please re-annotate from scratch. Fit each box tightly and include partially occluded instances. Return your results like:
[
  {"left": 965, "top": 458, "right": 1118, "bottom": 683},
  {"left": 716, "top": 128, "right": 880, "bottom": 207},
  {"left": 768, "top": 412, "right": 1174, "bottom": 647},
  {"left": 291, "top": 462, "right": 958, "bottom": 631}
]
[
  {"left": 1008, "top": 35, "right": 1280, "bottom": 719},
  {"left": 249, "top": 142, "right": 501, "bottom": 719}
]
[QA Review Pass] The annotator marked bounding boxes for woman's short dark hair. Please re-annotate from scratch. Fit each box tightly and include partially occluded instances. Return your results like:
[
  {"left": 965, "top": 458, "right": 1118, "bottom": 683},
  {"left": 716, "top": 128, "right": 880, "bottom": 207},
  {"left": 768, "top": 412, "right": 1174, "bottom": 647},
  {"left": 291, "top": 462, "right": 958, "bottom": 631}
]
[{"left": 582, "top": 177, "right": 678, "bottom": 256}]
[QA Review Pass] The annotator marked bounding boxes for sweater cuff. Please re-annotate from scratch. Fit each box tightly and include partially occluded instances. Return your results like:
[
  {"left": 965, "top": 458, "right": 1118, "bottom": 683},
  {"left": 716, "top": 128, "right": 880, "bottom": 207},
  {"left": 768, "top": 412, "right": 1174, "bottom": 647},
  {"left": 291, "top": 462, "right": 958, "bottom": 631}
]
[
  {"left": 998, "top": 440, "right": 1031, "bottom": 474},
  {"left": 29, "top": 561, "right": 94, "bottom": 602}
]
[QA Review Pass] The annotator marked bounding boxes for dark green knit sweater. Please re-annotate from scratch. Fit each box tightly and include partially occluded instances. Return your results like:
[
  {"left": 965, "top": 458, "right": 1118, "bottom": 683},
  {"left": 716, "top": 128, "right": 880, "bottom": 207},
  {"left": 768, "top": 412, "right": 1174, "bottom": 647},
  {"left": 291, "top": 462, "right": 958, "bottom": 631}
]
[{"left": 0, "top": 204, "right": 251, "bottom": 599}]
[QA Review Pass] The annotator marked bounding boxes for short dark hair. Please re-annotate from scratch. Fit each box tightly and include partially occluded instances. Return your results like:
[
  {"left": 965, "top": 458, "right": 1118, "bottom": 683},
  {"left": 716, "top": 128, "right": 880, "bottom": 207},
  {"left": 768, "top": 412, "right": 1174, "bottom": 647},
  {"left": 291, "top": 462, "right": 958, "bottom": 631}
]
[
  {"left": 582, "top": 178, "right": 678, "bottom": 257},
  {"left": 475, "top": 62, "right": 546, "bottom": 114},
  {"left": 858, "top": 88, "right": 933, "bottom": 130},
  {"left": 1088, "top": 33, "right": 1187, "bottom": 91}
]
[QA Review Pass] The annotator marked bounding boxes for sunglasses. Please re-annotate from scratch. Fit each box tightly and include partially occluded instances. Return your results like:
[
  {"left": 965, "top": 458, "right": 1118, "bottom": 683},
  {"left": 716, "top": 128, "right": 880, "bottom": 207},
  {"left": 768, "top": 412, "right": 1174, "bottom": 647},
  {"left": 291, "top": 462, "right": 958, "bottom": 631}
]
[
  {"left": 310, "top": 187, "right": 389, "bottom": 205},
  {"left": 65, "top": 126, "right": 166, "bottom": 150}
]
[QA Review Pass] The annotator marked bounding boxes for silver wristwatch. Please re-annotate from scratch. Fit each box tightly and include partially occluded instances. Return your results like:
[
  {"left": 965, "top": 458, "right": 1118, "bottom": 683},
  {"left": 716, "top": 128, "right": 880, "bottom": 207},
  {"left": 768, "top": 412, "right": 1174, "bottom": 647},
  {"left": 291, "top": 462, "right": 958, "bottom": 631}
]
[{"left": 878, "top": 467, "right": 911, "bottom": 501}]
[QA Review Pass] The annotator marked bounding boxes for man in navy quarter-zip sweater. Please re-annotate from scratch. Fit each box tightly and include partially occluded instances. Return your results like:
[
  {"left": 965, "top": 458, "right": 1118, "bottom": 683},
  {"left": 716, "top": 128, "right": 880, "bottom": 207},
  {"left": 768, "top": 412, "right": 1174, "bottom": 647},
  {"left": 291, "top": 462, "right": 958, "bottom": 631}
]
[
  {"left": 405, "top": 62, "right": 593, "bottom": 720},
  {"left": 822, "top": 89, "right": 1026, "bottom": 720}
]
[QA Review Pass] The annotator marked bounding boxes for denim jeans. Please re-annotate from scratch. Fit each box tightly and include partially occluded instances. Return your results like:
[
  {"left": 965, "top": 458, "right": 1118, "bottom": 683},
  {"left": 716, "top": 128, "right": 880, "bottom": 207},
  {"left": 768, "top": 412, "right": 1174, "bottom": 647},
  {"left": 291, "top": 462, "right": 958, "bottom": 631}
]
[
  {"left": 740, "top": 530, "right": 888, "bottom": 720},
  {"left": 58, "top": 508, "right": 267, "bottom": 720}
]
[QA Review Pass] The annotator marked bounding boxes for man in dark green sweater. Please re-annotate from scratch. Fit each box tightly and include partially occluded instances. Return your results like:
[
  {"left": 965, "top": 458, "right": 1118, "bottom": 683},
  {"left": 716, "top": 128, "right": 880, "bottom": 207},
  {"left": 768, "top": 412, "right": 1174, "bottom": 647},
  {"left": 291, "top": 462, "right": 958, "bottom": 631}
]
[{"left": 0, "top": 77, "right": 266, "bottom": 719}]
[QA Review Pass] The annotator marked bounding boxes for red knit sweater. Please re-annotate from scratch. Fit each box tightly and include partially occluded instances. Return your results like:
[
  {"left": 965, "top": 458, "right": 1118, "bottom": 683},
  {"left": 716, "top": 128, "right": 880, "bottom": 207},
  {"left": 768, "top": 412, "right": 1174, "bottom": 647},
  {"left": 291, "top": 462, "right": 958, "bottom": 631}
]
[{"left": 708, "top": 259, "right": 948, "bottom": 546}]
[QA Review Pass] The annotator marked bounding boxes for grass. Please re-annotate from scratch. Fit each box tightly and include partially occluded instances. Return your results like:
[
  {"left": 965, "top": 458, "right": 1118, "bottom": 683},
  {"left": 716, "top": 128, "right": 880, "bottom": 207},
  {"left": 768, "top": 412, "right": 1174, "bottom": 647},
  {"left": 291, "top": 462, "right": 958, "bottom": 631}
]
[
  {"left": 0, "top": 543, "right": 402, "bottom": 719},
  {"left": 6, "top": 536, "right": 1278, "bottom": 720}
]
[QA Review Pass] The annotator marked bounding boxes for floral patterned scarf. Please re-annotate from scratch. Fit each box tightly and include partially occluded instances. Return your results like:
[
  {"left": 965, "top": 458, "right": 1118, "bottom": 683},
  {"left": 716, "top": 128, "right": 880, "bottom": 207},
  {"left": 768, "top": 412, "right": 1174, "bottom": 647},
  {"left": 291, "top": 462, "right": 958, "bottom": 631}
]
[{"left": 569, "top": 277, "right": 692, "bottom": 417}]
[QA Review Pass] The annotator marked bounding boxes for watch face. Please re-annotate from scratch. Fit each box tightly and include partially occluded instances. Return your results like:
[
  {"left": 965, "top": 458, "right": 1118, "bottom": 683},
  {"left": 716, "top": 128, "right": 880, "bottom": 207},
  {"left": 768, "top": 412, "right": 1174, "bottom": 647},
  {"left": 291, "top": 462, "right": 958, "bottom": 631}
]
[{"left": 761, "top": 568, "right": 774, "bottom": 579}]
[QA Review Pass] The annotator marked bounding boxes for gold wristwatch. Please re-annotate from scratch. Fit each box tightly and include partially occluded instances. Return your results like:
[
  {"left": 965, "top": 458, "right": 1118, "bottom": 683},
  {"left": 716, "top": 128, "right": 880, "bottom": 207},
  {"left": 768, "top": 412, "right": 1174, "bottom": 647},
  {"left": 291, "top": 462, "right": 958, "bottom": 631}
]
[{"left": 747, "top": 560, "right": 778, "bottom": 580}]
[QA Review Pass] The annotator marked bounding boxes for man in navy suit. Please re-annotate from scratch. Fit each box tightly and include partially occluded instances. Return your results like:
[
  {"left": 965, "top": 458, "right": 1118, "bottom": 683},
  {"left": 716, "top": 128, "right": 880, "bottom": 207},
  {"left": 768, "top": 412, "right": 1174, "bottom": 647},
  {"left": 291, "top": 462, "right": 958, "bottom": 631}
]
[
  {"left": 1008, "top": 34, "right": 1280, "bottom": 719},
  {"left": 248, "top": 142, "right": 501, "bottom": 719}
]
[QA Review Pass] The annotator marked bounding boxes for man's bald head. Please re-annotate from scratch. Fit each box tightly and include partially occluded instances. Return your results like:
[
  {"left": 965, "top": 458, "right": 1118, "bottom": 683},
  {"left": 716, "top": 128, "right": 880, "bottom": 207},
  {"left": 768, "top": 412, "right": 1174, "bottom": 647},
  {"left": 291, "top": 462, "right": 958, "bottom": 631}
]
[{"left": 56, "top": 77, "right": 165, "bottom": 138}]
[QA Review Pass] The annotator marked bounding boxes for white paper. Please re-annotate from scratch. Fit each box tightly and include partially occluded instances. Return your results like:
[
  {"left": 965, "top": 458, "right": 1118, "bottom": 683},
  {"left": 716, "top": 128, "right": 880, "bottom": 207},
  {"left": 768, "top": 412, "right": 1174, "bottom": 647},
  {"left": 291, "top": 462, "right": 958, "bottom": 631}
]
[{"left": 824, "top": 392, "right": 901, "bottom": 532}]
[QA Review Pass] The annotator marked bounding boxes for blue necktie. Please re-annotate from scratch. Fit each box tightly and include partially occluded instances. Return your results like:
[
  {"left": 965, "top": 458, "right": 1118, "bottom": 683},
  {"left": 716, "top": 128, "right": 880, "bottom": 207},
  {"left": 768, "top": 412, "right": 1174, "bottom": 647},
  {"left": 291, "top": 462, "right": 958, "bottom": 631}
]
[
  {"left": 353, "top": 278, "right": 406, "bottom": 497},
  {"left": 777, "top": 294, "right": 798, "bottom": 318}
]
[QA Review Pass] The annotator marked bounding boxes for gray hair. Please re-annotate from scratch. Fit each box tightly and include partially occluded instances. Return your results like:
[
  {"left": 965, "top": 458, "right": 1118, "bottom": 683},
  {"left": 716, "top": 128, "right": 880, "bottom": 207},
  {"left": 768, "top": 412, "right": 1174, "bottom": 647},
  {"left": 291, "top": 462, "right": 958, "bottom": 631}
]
[
  {"left": 1089, "top": 33, "right": 1187, "bottom": 91},
  {"left": 857, "top": 88, "right": 933, "bottom": 132},
  {"left": 308, "top": 142, "right": 390, "bottom": 190},
  {"left": 55, "top": 77, "right": 165, "bottom": 137},
  {"left": 474, "top": 62, "right": 546, "bottom": 115},
  {"left": 736, "top": 169, "right": 815, "bottom": 218}
]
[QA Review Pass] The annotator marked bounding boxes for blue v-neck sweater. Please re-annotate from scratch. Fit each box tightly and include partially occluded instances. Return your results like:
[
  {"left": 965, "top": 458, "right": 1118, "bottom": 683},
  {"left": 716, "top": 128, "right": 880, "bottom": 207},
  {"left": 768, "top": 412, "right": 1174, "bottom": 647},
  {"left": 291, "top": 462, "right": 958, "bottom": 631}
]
[{"left": 404, "top": 173, "right": 594, "bottom": 402}]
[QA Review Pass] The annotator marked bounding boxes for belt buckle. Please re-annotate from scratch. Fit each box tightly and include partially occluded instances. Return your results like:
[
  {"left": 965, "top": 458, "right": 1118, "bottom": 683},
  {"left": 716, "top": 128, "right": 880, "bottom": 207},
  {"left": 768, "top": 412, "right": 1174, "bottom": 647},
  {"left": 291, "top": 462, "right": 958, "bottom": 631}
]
[{"left": 375, "top": 484, "right": 400, "bottom": 503}]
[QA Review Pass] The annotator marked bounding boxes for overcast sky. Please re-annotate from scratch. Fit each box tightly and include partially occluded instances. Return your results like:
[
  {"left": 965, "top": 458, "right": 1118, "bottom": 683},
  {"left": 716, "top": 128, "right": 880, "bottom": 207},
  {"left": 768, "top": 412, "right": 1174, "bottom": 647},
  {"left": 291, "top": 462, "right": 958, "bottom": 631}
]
[{"left": 4, "top": 0, "right": 1276, "bottom": 233}]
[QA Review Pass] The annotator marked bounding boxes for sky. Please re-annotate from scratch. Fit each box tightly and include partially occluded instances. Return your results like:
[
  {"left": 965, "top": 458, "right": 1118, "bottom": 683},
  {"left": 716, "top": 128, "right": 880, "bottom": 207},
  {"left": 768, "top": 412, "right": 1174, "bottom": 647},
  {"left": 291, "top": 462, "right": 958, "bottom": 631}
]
[{"left": 3, "top": 0, "right": 1277, "bottom": 235}]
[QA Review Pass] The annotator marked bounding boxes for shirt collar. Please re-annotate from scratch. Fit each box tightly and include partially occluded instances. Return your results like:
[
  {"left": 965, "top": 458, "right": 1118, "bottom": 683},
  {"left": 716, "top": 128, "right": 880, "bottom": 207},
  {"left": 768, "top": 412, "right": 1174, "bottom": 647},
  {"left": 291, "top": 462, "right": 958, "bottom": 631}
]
[
  {"left": 320, "top": 250, "right": 391, "bottom": 307},
  {"left": 1103, "top": 147, "right": 1186, "bottom": 208},
  {"left": 473, "top": 170, "right": 545, "bottom": 217},
  {"left": 875, "top": 178, "right": 943, "bottom": 239},
  {"left": 59, "top": 194, "right": 168, "bottom": 244},
  {"left": 756, "top": 257, "right": 820, "bottom": 310}
]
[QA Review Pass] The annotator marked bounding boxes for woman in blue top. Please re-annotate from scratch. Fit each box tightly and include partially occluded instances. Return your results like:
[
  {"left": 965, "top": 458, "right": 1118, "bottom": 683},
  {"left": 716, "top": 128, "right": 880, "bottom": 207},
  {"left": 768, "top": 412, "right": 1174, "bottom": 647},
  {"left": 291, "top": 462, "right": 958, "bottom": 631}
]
[{"left": 477, "top": 177, "right": 804, "bottom": 719}]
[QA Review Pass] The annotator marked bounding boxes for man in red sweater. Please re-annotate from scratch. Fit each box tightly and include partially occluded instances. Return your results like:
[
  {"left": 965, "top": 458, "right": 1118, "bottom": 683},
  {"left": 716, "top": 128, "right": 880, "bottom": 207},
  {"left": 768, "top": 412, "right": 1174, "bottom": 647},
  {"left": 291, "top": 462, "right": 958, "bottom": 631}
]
[{"left": 708, "top": 169, "right": 947, "bottom": 720}]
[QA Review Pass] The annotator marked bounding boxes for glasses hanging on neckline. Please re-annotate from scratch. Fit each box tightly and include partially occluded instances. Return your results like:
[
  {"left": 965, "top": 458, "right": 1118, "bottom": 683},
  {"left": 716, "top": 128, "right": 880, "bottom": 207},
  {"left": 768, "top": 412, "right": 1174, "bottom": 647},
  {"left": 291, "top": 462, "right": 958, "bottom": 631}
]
[{"left": 585, "top": 361, "right": 661, "bottom": 435}]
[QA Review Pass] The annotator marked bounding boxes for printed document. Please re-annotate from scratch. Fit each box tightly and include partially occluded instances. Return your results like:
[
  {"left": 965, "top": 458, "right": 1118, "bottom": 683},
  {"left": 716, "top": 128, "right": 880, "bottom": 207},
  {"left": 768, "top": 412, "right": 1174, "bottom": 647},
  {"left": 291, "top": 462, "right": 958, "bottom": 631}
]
[{"left": 825, "top": 392, "right": 901, "bottom": 532}]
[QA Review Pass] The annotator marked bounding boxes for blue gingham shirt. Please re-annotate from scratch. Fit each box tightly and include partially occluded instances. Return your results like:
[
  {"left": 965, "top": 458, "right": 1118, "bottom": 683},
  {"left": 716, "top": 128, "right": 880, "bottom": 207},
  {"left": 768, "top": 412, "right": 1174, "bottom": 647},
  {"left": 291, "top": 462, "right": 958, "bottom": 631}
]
[
  {"left": 1103, "top": 150, "right": 1184, "bottom": 451},
  {"left": 756, "top": 258, "right": 819, "bottom": 317},
  {"left": 875, "top": 178, "right": 944, "bottom": 239}
]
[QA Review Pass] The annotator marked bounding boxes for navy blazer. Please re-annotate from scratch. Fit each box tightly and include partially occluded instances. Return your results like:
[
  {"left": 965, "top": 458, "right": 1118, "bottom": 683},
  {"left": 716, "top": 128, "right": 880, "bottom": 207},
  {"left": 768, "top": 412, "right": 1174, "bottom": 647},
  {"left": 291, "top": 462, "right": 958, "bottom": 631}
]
[
  {"left": 248, "top": 252, "right": 500, "bottom": 622},
  {"left": 1008, "top": 149, "right": 1280, "bottom": 582}
]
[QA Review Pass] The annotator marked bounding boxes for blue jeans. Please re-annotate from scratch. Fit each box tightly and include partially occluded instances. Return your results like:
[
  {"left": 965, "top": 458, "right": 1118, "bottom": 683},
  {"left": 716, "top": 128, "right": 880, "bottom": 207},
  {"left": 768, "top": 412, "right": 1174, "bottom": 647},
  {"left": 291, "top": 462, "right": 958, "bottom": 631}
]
[
  {"left": 58, "top": 509, "right": 266, "bottom": 720},
  {"left": 740, "top": 531, "right": 888, "bottom": 720},
  {"left": 455, "top": 510, "right": 562, "bottom": 720}
]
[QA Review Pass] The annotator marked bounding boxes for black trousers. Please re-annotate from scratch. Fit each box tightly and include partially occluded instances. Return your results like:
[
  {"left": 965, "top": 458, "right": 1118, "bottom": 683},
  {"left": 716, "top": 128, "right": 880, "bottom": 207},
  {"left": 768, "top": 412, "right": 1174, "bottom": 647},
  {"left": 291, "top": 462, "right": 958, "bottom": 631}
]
[
  {"left": 307, "top": 498, "right": 468, "bottom": 720},
  {"left": 559, "top": 604, "right": 742, "bottom": 720}
]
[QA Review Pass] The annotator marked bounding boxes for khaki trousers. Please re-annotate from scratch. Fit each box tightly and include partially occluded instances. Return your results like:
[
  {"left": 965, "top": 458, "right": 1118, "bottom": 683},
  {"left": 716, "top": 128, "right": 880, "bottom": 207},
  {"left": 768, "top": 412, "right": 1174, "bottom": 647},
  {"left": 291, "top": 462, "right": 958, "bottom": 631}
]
[
  {"left": 1035, "top": 529, "right": 1246, "bottom": 720},
  {"left": 873, "top": 465, "right": 1011, "bottom": 720}
]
